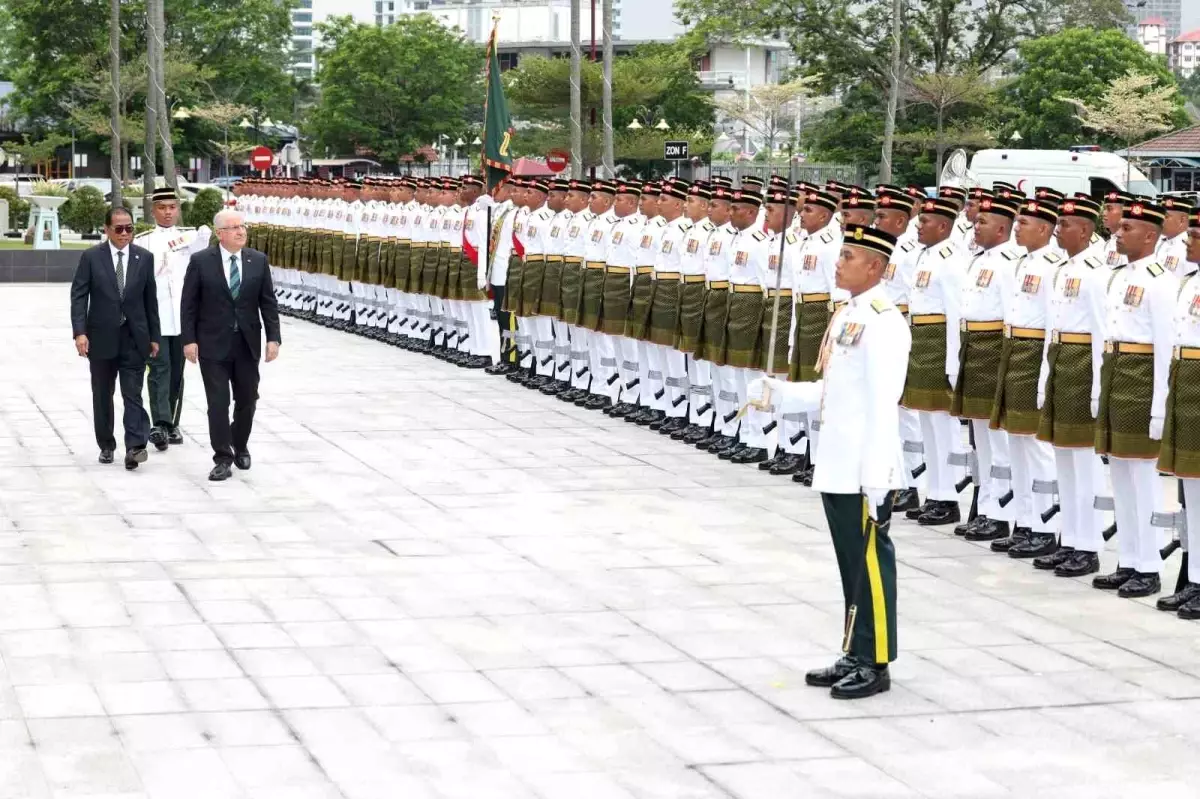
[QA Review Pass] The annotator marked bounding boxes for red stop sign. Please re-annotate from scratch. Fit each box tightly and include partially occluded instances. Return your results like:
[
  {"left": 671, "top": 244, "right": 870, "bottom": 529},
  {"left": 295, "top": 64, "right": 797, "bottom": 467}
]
[
  {"left": 546, "top": 149, "right": 569, "bottom": 173},
  {"left": 250, "top": 145, "right": 274, "bottom": 171}
]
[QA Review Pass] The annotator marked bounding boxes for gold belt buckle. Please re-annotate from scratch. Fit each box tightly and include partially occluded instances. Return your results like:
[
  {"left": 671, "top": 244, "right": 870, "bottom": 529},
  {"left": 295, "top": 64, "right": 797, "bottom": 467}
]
[
  {"left": 960, "top": 319, "right": 967, "bottom": 332},
  {"left": 1003, "top": 323, "right": 1012, "bottom": 338},
  {"left": 1104, "top": 340, "right": 1114, "bottom": 354},
  {"left": 1050, "top": 330, "right": 1060, "bottom": 344},
  {"left": 1174, "top": 345, "right": 1181, "bottom": 360}
]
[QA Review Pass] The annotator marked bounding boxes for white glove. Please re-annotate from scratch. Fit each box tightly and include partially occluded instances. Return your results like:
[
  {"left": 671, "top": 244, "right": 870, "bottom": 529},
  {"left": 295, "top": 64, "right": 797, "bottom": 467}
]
[
  {"left": 1036, "top": 390, "right": 1046, "bottom": 410},
  {"left": 864, "top": 488, "right": 890, "bottom": 515},
  {"left": 747, "top": 377, "right": 781, "bottom": 406},
  {"left": 947, "top": 373, "right": 958, "bottom": 390},
  {"left": 1149, "top": 415, "right": 1164, "bottom": 441},
  {"left": 1090, "top": 398, "right": 1099, "bottom": 419}
]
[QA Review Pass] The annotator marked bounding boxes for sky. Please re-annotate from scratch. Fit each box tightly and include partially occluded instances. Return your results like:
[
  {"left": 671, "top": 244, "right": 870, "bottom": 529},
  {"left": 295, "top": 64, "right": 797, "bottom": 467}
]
[{"left": 1186, "top": 0, "right": 1200, "bottom": 33}]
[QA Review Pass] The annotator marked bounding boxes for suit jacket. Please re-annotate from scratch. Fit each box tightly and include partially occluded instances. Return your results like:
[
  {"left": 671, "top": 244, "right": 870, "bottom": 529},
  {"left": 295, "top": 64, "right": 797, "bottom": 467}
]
[
  {"left": 180, "top": 246, "right": 281, "bottom": 362},
  {"left": 69, "top": 242, "right": 161, "bottom": 361}
]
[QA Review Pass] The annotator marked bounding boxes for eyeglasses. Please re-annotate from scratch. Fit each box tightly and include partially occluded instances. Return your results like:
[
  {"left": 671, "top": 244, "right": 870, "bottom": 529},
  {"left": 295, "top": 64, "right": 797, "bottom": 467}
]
[
  {"left": 110, "top": 225, "right": 134, "bottom": 234},
  {"left": 217, "top": 224, "right": 247, "bottom": 231}
]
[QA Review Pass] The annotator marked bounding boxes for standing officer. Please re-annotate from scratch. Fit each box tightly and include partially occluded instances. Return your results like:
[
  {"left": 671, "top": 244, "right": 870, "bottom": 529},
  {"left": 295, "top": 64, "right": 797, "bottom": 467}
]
[
  {"left": 1094, "top": 197, "right": 1177, "bottom": 598},
  {"left": 644, "top": 180, "right": 694, "bottom": 430},
  {"left": 602, "top": 182, "right": 646, "bottom": 416},
  {"left": 672, "top": 182, "right": 715, "bottom": 440},
  {"left": 750, "top": 224, "right": 910, "bottom": 699},
  {"left": 577, "top": 180, "right": 619, "bottom": 404},
  {"left": 695, "top": 185, "right": 739, "bottom": 450},
  {"left": 1102, "top": 191, "right": 1131, "bottom": 269},
  {"left": 1157, "top": 196, "right": 1193, "bottom": 274},
  {"left": 136, "top": 187, "right": 210, "bottom": 450},
  {"left": 485, "top": 177, "right": 519, "bottom": 372}
]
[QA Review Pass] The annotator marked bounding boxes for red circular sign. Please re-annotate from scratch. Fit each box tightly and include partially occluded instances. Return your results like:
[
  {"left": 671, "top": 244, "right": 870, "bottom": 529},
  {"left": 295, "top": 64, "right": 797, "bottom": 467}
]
[
  {"left": 546, "top": 149, "right": 569, "bottom": 173},
  {"left": 250, "top": 146, "right": 274, "bottom": 170}
]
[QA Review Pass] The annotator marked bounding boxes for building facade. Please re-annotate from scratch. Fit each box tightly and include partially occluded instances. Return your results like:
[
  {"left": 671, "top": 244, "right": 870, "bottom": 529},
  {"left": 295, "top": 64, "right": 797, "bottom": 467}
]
[
  {"left": 1137, "top": 17, "right": 1169, "bottom": 56},
  {"left": 290, "top": 0, "right": 376, "bottom": 80},
  {"left": 1131, "top": 0, "right": 1182, "bottom": 42},
  {"left": 1169, "top": 28, "right": 1200, "bottom": 78}
]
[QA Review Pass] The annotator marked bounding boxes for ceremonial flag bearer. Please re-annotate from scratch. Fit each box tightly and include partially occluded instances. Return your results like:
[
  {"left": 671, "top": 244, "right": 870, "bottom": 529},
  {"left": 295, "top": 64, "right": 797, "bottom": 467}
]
[{"left": 750, "top": 224, "right": 911, "bottom": 699}]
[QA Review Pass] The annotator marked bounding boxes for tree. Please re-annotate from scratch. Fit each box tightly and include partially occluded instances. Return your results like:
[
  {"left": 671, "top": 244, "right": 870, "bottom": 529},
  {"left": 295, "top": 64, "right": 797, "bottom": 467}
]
[
  {"left": 906, "top": 71, "right": 994, "bottom": 180},
  {"left": 1047, "top": 0, "right": 1133, "bottom": 31},
  {"left": 7, "top": 134, "right": 72, "bottom": 177},
  {"left": 1063, "top": 71, "right": 1181, "bottom": 156},
  {"left": 308, "top": 15, "right": 481, "bottom": 161},
  {"left": 1179, "top": 70, "right": 1200, "bottom": 119},
  {"left": 715, "top": 78, "right": 818, "bottom": 159},
  {"left": 1002, "top": 28, "right": 1186, "bottom": 149}
]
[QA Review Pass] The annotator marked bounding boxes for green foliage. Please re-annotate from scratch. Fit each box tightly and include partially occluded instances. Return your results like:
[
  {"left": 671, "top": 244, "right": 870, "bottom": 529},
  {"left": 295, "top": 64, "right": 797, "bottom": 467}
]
[
  {"left": 186, "top": 188, "right": 225, "bottom": 228},
  {"left": 308, "top": 15, "right": 481, "bottom": 161},
  {"left": 0, "top": 187, "right": 31, "bottom": 230},
  {"left": 134, "top": 221, "right": 156, "bottom": 236},
  {"left": 1001, "top": 28, "right": 1186, "bottom": 149},
  {"left": 60, "top": 185, "right": 107, "bottom": 235}
]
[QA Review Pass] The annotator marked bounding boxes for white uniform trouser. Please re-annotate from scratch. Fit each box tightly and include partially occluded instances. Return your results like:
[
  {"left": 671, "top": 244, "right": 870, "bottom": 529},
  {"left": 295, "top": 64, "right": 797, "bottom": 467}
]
[
  {"left": 734, "top": 367, "right": 768, "bottom": 449},
  {"left": 1180, "top": 480, "right": 1200, "bottom": 583},
  {"left": 645, "top": 343, "right": 672, "bottom": 414},
  {"left": 972, "top": 420, "right": 1014, "bottom": 522},
  {"left": 714, "top": 365, "right": 741, "bottom": 438},
  {"left": 1009, "top": 434, "right": 1057, "bottom": 534},
  {"left": 412, "top": 294, "right": 432, "bottom": 338},
  {"left": 919, "top": 411, "right": 962, "bottom": 502},
  {"left": 533, "top": 316, "right": 556, "bottom": 377},
  {"left": 619, "top": 337, "right": 641, "bottom": 404},
  {"left": 1055, "top": 447, "right": 1106, "bottom": 554},
  {"left": 337, "top": 280, "right": 353, "bottom": 321},
  {"left": 551, "top": 318, "right": 572, "bottom": 382},
  {"left": 430, "top": 297, "right": 447, "bottom": 346},
  {"left": 450, "top": 300, "right": 470, "bottom": 352},
  {"left": 515, "top": 317, "right": 534, "bottom": 368},
  {"left": 636, "top": 341, "right": 656, "bottom": 409},
  {"left": 592, "top": 333, "right": 619, "bottom": 399},
  {"left": 570, "top": 326, "right": 591, "bottom": 390},
  {"left": 688, "top": 356, "right": 714, "bottom": 427},
  {"left": 663, "top": 347, "right": 689, "bottom": 419},
  {"left": 471, "top": 299, "right": 499, "bottom": 361},
  {"left": 1109, "top": 457, "right": 1164, "bottom": 574},
  {"left": 901, "top": 409, "right": 923, "bottom": 490}
]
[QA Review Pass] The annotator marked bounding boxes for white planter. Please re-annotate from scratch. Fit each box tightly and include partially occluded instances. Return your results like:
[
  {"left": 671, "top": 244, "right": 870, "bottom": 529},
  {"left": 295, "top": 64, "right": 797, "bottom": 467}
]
[{"left": 29, "top": 195, "right": 68, "bottom": 211}]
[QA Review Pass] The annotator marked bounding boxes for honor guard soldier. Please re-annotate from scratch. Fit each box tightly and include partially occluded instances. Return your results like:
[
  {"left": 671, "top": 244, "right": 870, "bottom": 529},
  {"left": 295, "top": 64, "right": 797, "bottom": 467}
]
[
  {"left": 1034, "top": 197, "right": 1108, "bottom": 577},
  {"left": 695, "top": 183, "right": 740, "bottom": 450},
  {"left": 1102, "top": 191, "right": 1131, "bottom": 269},
  {"left": 953, "top": 196, "right": 1021, "bottom": 543},
  {"left": 749, "top": 224, "right": 910, "bottom": 699},
  {"left": 1094, "top": 197, "right": 1177, "bottom": 598},
  {"left": 135, "top": 187, "right": 210, "bottom": 449},
  {"left": 501, "top": 179, "right": 535, "bottom": 372},
  {"left": 552, "top": 179, "right": 595, "bottom": 397},
  {"left": 645, "top": 180, "right": 695, "bottom": 431},
  {"left": 576, "top": 181, "right": 619, "bottom": 403},
  {"left": 1157, "top": 196, "right": 1194, "bottom": 275},
  {"left": 623, "top": 184, "right": 665, "bottom": 421},
  {"left": 991, "top": 197, "right": 1062, "bottom": 558},
  {"left": 873, "top": 188, "right": 924, "bottom": 511},
  {"left": 902, "top": 198, "right": 969, "bottom": 527},
  {"left": 512, "top": 180, "right": 550, "bottom": 383},
  {"left": 484, "top": 178, "right": 520, "bottom": 372},
  {"left": 460, "top": 175, "right": 498, "bottom": 368},
  {"left": 601, "top": 181, "right": 647, "bottom": 415},
  {"left": 755, "top": 188, "right": 798, "bottom": 468},
  {"left": 534, "top": 179, "right": 572, "bottom": 390},
  {"left": 1157, "top": 209, "right": 1200, "bottom": 618},
  {"left": 672, "top": 182, "right": 716, "bottom": 441}
]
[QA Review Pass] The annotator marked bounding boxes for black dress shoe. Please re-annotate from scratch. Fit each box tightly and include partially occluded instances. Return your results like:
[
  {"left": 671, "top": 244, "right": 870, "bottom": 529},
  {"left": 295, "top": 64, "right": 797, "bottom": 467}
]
[
  {"left": 791, "top": 466, "right": 815, "bottom": 486},
  {"left": 485, "top": 362, "right": 512, "bottom": 375},
  {"left": 234, "top": 452, "right": 252, "bottom": 471},
  {"left": 717, "top": 441, "right": 745, "bottom": 460},
  {"left": 612, "top": 402, "right": 640, "bottom": 418},
  {"left": 731, "top": 446, "right": 766, "bottom": 464},
  {"left": 954, "top": 515, "right": 985, "bottom": 536},
  {"left": 769, "top": 453, "right": 803, "bottom": 476},
  {"left": 167, "top": 427, "right": 184, "bottom": 445},
  {"left": 1177, "top": 594, "right": 1200, "bottom": 620},
  {"left": 964, "top": 518, "right": 1009, "bottom": 541},
  {"left": 1033, "top": 546, "right": 1074, "bottom": 571},
  {"left": 585, "top": 396, "right": 612, "bottom": 410},
  {"left": 830, "top": 664, "right": 891, "bottom": 700},
  {"left": 907, "top": 500, "right": 933, "bottom": 521},
  {"left": 625, "top": 407, "right": 652, "bottom": 423},
  {"left": 684, "top": 425, "right": 712, "bottom": 443},
  {"left": 1093, "top": 566, "right": 1136, "bottom": 590},
  {"left": 1008, "top": 532, "right": 1057, "bottom": 559},
  {"left": 149, "top": 427, "right": 169, "bottom": 452},
  {"left": 1156, "top": 582, "right": 1200, "bottom": 612},
  {"left": 804, "top": 655, "right": 857, "bottom": 688},
  {"left": 696, "top": 432, "right": 725, "bottom": 450},
  {"left": 1055, "top": 550, "right": 1100, "bottom": 578},
  {"left": 758, "top": 454, "right": 780, "bottom": 471},
  {"left": 1118, "top": 572, "right": 1161, "bottom": 598},
  {"left": 637, "top": 410, "right": 665, "bottom": 427},
  {"left": 209, "top": 463, "right": 233, "bottom": 482},
  {"left": 124, "top": 447, "right": 148, "bottom": 471},
  {"left": 465, "top": 355, "right": 490, "bottom": 369},
  {"left": 99, "top": 449, "right": 114, "bottom": 465},
  {"left": 659, "top": 417, "right": 688, "bottom": 434},
  {"left": 918, "top": 501, "right": 962, "bottom": 526},
  {"left": 891, "top": 487, "right": 920, "bottom": 513}
]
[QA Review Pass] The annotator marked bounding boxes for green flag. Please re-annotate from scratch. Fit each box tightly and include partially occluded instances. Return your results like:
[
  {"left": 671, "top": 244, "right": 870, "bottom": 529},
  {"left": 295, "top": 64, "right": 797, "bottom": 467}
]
[{"left": 482, "top": 22, "right": 513, "bottom": 191}]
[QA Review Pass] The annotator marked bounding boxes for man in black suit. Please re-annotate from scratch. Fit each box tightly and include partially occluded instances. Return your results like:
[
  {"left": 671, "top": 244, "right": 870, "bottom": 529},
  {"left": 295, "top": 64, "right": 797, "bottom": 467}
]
[
  {"left": 181, "top": 208, "right": 282, "bottom": 482},
  {"left": 70, "top": 206, "right": 161, "bottom": 470}
]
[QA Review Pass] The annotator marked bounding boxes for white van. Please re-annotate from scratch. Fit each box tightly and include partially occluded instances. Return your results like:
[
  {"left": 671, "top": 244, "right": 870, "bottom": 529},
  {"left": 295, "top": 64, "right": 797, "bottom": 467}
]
[{"left": 967, "top": 149, "right": 1157, "bottom": 198}]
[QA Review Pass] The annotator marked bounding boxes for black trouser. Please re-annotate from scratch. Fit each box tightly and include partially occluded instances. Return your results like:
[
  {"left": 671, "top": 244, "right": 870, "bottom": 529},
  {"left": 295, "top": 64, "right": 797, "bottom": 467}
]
[
  {"left": 198, "top": 334, "right": 259, "bottom": 465},
  {"left": 820, "top": 491, "right": 898, "bottom": 666},
  {"left": 89, "top": 324, "right": 150, "bottom": 452},
  {"left": 492, "top": 284, "right": 513, "bottom": 362},
  {"left": 147, "top": 334, "right": 185, "bottom": 430}
]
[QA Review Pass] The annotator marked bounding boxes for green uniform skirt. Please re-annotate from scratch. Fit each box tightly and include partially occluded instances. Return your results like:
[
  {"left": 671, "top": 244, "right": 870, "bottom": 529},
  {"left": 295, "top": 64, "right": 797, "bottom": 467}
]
[
  {"left": 723, "top": 289, "right": 765, "bottom": 369},
  {"left": 697, "top": 287, "right": 730, "bottom": 365},
  {"left": 408, "top": 245, "right": 428, "bottom": 295},
  {"left": 460, "top": 254, "right": 487, "bottom": 301},
  {"left": 580, "top": 265, "right": 606, "bottom": 331},
  {"left": 677, "top": 281, "right": 707, "bottom": 355},
  {"left": 1159, "top": 357, "right": 1200, "bottom": 476},
  {"left": 1095, "top": 349, "right": 1158, "bottom": 459},
  {"left": 759, "top": 294, "right": 794, "bottom": 375},
  {"left": 788, "top": 298, "right": 833, "bottom": 382},
  {"left": 394, "top": 242, "right": 412, "bottom": 290},
  {"left": 338, "top": 236, "right": 356, "bottom": 281},
  {"left": 952, "top": 328, "right": 1003, "bottom": 420},
  {"left": 902, "top": 322, "right": 953, "bottom": 412},
  {"left": 626, "top": 271, "right": 655, "bottom": 341},
  {"left": 366, "top": 240, "right": 382, "bottom": 285},
  {"left": 520, "top": 255, "right": 545, "bottom": 317},
  {"left": 1036, "top": 341, "right": 1095, "bottom": 448},
  {"left": 601, "top": 271, "right": 632, "bottom": 336},
  {"left": 561, "top": 261, "right": 585, "bottom": 325},
  {"left": 433, "top": 247, "right": 453, "bottom": 300},
  {"left": 990, "top": 336, "right": 1044, "bottom": 436},
  {"left": 502, "top": 254, "right": 524, "bottom": 314},
  {"left": 317, "top": 233, "right": 335, "bottom": 276},
  {"left": 539, "top": 257, "right": 564, "bottom": 318},
  {"left": 648, "top": 278, "right": 682, "bottom": 347}
]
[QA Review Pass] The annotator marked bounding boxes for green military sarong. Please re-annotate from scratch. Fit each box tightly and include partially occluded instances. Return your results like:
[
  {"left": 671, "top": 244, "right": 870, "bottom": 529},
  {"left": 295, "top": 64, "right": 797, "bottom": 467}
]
[
  {"left": 394, "top": 241, "right": 412, "bottom": 291},
  {"left": 539, "top": 256, "right": 564, "bottom": 319},
  {"left": 1159, "top": 357, "right": 1200, "bottom": 477},
  {"left": 626, "top": 268, "right": 655, "bottom": 341},
  {"left": 1036, "top": 339, "right": 1096, "bottom": 448},
  {"left": 990, "top": 334, "right": 1044, "bottom": 435},
  {"left": 502, "top": 253, "right": 524, "bottom": 314},
  {"left": 901, "top": 320, "right": 953, "bottom": 412},
  {"left": 560, "top": 258, "right": 585, "bottom": 325},
  {"left": 580, "top": 263, "right": 606, "bottom": 331},
  {"left": 1095, "top": 348, "right": 1158, "bottom": 459},
  {"left": 460, "top": 253, "right": 487, "bottom": 301},
  {"left": 318, "top": 232, "right": 334, "bottom": 276},
  {"left": 338, "top": 236, "right": 356, "bottom": 281},
  {"left": 697, "top": 286, "right": 730, "bottom": 365},
  {"left": 601, "top": 269, "right": 632, "bottom": 336},
  {"left": 648, "top": 276, "right": 682, "bottom": 348},
  {"left": 723, "top": 287, "right": 765, "bottom": 369},
  {"left": 520, "top": 255, "right": 545, "bottom": 317},
  {"left": 447, "top": 248, "right": 463, "bottom": 301},
  {"left": 952, "top": 326, "right": 1003, "bottom": 420},
  {"left": 759, "top": 292, "right": 793, "bottom": 374},
  {"left": 433, "top": 246, "right": 452, "bottom": 300},
  {"left": 788, "top": 296, "right": 834, "bottom": 382},
  {"left": 676, "top": 279, "right": 707, "bottom": 355}
]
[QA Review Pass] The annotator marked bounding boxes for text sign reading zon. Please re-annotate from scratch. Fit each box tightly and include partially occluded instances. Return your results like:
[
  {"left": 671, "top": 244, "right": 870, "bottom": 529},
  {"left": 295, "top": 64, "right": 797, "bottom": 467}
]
[{"left": 664, "top": 141, "right": 689, "bottom": 161}]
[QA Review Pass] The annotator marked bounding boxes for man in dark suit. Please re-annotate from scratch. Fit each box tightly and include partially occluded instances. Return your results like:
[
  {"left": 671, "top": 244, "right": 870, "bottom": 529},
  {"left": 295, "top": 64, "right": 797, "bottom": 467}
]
[
  {"left": 70, "top": 206, "right": 161, "bottom": 470},
  {"left": 181, "top": 208, "right": 282, "bottom": 482}
]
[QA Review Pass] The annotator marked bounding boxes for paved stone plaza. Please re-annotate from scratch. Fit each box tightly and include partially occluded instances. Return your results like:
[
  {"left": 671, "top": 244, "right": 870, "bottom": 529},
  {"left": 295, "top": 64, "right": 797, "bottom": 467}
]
[{"left": 3, "top": 283, "right": 1200, "bottom": 798}]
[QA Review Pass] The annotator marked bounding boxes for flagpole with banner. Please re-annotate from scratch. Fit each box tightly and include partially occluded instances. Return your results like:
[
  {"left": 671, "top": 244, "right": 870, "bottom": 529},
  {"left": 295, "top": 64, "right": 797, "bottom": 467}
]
[{"left": 481, "top": 17, "right": 514, "bottom": 192}]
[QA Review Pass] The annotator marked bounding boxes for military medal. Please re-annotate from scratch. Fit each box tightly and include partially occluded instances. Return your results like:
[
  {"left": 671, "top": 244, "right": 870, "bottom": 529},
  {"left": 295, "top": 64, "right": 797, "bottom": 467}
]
[
  {"left": 1124, "top": 285, "right": 1144, "bottom": 307},
  {"left": 640, "top": 235, "right": 652, "bottom": 249},
  {"left": 803, "top": 254, "right": 818, "bottom": 271},
  {"left": 1021, "top": 274, "right": 1041, "bottom": 294},
  {"left": 1063, "top": 277, "right": 1081, "bottom": 298},
  {"left": 836, "top": 322, "right": 864, "bottom": 346},
  {"left": 1190, "top": 294, "right": 1200, "bottom": 318},
  {"left": 662, "top": 240, "right": 673, "bottom": 253},
  {"left": 591, "top": 229, "right": 604, "bottom": 242},
  {"left": 975, "top": 268, "right": 993, "bottom": 288},
  {"left": 735, "top": 250, "right": 748, "bottom": 267},
  {"left": 915, "top": 270, "right": 931, "bottom": 289},
  {"left": 708, "top": 240, "right": 722, "bottom": 255},
  {"left": 883, "top": 262, "right": 896, "bottom": 281},
  {"left": 686, "top": 239, "right": 699, "bottom": 254}
]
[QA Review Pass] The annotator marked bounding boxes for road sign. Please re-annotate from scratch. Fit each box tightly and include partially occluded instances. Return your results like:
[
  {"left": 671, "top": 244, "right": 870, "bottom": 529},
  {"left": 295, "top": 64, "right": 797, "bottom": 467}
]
[
  {"left": 664, "top": 141, "right": 689, "bottom": 161},
  {"left": 546, "top": 149, "right": 569, "bottom": 173},
  {"left": 250, "top": 146, "right": 274, "bottom": 171}
]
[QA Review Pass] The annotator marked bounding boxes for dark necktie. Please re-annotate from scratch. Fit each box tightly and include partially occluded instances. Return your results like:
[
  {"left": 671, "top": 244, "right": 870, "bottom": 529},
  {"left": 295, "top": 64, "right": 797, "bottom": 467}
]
[
  {"left": 115, "top": 251, "right": 125, "bottom": 297},
  {"left": 229, "top": 255, "right": 241, "bottom": 300}
]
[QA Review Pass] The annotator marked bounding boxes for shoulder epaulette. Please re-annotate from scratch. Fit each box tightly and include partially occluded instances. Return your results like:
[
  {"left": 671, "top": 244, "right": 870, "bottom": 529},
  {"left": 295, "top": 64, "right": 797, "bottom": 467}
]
[
  {"left": 751, "top": 231, "right": 767, "bottom": 242},
  {"left": 900, "top": 241, "right": 916, "bottom": 253},
  {"left": 178, "top": 226, "right": 196, "bottom": 232},
  {"left": 871, "top": 298, "right": 890, "bottom": 314},
  {"left": 938, "top": 245, "right": 953, "bottom": 258},
  {"left": 1001, "top": 249, "right": 1019, "bottom": 261},
  {"left": 1083, "top": 257, "right": 1102, "bottom": 269},
  {"left": 700, "top": 220, "right": 714, "bottom": 231},
  {"left": 785, "top": 232, "right": 797, "bottom": 245},
  {"left": 1044, "top": 252, "right": 1062, "bottom": 264},
  {"left": 654, "top": 217, "right": 666, "bottom": 227},
  {"left": 819, "top": 231, "right": 834, "bottom": 244},
  {"left": 1147, "top": 262, "right": 1165, "bottom": 277}
]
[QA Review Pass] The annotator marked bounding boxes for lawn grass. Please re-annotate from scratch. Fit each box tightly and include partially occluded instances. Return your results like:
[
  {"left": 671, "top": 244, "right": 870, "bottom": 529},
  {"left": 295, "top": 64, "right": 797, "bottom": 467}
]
[{"left": 0, "top": 239, "right": 91, "bottom": 250}]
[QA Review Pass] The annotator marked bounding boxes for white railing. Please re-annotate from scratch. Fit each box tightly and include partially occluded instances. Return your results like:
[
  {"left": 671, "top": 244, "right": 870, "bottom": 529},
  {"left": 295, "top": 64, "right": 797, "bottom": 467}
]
[{"left": 696, "top": 71, "right": 747, "bottom": 90}]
